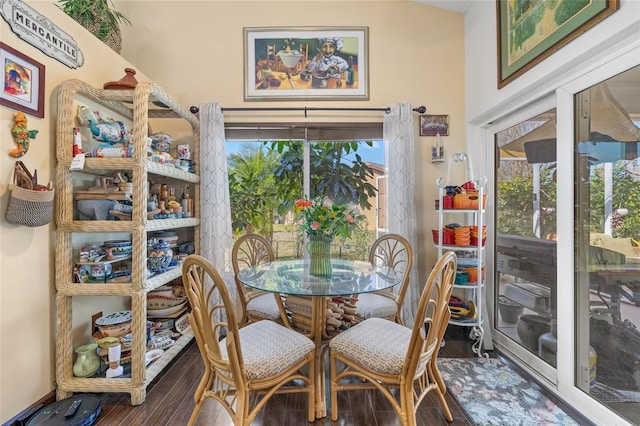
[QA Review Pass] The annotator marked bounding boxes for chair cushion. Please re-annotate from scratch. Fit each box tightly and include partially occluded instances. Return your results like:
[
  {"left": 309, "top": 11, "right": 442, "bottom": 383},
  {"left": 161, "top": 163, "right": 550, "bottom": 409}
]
[
  {"left": 221, "top": 320, "right": 315, "bottom": 380},
  {"left": 246, "top": 293, "right": 282, "bottom": 321},
  {"left": 356, "top": 293, "right": 397, "bottom": 319},
  {"left": 329, "top": 317, "right": 411, "bottom": 375}
]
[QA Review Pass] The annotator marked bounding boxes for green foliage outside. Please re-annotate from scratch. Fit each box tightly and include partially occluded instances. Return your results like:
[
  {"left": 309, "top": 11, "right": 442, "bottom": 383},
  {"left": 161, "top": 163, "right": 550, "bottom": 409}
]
[
  {"left": 228, "top": 140, "right": 378, "bottom": 257},
  {"left": 496, "top": 162, "right": 557, "bottom": 238},
  {"left": 227, "top": 144, "right": 281, "bottom": 240},
  {"left": 589, "top": 164, "right": 640, "bottom": 239},
  {"left": 269, "top": 140, "right": 377, "bottom": 215},
  {"left": 498, "top": 159, "right": 639, "bottom": 242}
]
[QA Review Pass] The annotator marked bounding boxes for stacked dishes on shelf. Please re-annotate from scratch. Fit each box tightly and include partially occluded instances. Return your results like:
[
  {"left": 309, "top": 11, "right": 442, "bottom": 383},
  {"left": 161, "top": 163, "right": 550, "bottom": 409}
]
[
  {"left": 102, "top": 240, "right": 133, "bottom": 258},
  {"left": 151, "top": 230, "right": 178, "bottom": 248},
  {"left": 454, "top": 226, "right": 471, "bottom": 246},
  {"left": 147, "top": 293, "right": 188, "bottom": 318},
  {"left": 470, "top": 225, "right": 487, "bottom": 246},
  {"left": 95, "top": 310, "right": 133, "bottom": 364}
]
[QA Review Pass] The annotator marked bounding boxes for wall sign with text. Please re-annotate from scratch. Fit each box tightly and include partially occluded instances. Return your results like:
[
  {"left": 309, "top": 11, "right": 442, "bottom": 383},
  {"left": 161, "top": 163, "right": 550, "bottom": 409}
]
[{"left": 0, "top": 0, "right": 84, "bottom": 69}]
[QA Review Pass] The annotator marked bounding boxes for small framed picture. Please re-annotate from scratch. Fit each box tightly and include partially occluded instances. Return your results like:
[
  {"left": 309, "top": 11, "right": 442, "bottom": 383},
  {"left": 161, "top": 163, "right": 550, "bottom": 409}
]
[
  {"left": 1, "top": 42, "right": 45, "bottom": 118},
  {"left": 420, "top": 115, "right": 449, "bottom": 137}
]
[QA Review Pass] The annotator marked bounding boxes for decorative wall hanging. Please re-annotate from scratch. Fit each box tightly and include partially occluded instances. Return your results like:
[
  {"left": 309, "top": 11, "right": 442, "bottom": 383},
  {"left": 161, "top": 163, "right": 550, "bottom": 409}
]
[
  {"left": 1, "top": 42, "right": 45, "bottom": 118},
  {"left": 9, "top": 110, "right": 38, "bottom": 157},
  {"left": 0, "top": 0, "right": 84, "bottom": 68},
  {"left": 497, "top": 0, "right": 618, "bottom": 88},
  {"left": 420, "top": 114, "right": 449, "bottom": 137},
  {"left": 244, "top": 26, "right": 369, "bottom": 101}
]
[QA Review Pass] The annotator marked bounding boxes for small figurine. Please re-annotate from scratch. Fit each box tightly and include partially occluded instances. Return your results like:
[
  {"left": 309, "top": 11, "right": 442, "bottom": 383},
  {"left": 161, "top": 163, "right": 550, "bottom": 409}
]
[
  {"left": 9, "top": 111, "right": 38, "bottom": 158},
  {"left": 105, "top": 343, "right": 123, "bottom": 378}
]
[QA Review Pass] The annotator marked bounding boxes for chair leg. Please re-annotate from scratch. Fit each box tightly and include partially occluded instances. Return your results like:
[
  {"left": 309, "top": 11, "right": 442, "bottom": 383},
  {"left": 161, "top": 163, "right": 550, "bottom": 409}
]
[
  {"left": 330, "top": 353, "right": 339, "bottom": 421},
  {"left": 429, "top": 360, "right": 447, "bottom": 395},
  {"left": 307, "top": 353, "right": 316, "bottom": 423},
  {"left": 187, "top": 396, "right": 205, "bottom": 426},
  {"left": 193, "top": 368, "right": 213, "bottom": 404},
  {"left": 435, "top": 388, "right": 453, "bottom": 422},
  {"left": 400, "top": 387, "right": 415, "bottom": 426}
]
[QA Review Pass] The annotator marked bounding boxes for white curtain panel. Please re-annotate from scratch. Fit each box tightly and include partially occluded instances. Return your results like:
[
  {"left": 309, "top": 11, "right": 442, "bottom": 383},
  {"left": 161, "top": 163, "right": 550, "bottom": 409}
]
[
  {"left": 383, "top": 103, "right": 420, "bottom": 327},
  {"left": 199, "top": 103, "right": 236, "bottom": 309}
]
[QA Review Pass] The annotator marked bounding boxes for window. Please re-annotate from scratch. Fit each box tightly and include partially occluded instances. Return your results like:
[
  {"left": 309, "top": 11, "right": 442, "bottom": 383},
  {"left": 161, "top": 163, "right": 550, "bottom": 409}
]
[{"left": 225, "top": 123, "right": 385, "bottom": 260}]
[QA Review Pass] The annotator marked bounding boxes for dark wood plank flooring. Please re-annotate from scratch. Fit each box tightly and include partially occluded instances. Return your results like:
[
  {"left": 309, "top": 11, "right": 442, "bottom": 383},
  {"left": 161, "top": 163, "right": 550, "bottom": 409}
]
[{"left": 92, "top": 326, "right": 477, "bottom": 425}]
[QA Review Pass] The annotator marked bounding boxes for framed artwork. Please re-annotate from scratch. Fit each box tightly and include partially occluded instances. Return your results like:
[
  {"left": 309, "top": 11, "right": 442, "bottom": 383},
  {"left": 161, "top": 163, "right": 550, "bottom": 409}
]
[
  {"left": 497, "top": 0, "right": 618, "bottom": 88},
  {"left": 1, "top": 42, "right": 45, "bottom": 118},
  {"left": 244, "top": 27, "right": 369, "bottom": 101},
  {"left": 420, "top": 115, "right": 449, "bottom": 137}
]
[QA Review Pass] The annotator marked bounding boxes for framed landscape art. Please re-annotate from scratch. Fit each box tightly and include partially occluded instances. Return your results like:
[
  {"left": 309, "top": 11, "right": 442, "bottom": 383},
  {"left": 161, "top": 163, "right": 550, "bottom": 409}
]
[
  {"left": 244, "top": 27, "right": 369, "bottom": 101},
  {"left": 1, "top": 42, "right": 45, "bottom": 118},
  {"left": 497, "top": 0, "right": 618, "bottom": 88}
]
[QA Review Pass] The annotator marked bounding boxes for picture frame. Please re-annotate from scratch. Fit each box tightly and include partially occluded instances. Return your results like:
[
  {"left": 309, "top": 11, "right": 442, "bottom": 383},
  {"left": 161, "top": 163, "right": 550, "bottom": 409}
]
[
  {"left": 244, "top": 27, "right": 369, "bottom": 101},
  {"left": 420, "top": 115, "right": 449, "bottom": 137},
  {"left": 1, "top": 42, "right": 45, "bottom": 118},
  {"left": 497, "top": 0, "right": 618, "bottom": 88}
]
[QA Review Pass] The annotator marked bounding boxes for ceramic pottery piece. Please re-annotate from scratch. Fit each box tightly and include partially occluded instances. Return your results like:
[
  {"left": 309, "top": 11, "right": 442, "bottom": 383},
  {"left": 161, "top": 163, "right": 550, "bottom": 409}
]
[{"left": 73, "top": 343, "right": 100, "bottom": 377}]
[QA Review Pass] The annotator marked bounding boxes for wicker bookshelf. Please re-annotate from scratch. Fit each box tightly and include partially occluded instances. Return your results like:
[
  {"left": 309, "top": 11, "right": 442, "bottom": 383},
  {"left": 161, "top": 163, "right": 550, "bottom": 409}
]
[{"left": 54, "top": 79, "right": 200, "bottom": 404}]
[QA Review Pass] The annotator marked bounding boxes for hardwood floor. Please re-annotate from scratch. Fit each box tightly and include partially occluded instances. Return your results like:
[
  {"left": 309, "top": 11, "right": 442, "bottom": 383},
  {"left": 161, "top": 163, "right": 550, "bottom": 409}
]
[{"left": 92, "top": 326, "right": 477, "bottom": 426}]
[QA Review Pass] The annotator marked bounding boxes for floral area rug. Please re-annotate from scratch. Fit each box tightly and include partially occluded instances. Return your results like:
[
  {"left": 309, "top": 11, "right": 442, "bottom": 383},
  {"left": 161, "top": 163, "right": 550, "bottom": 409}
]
[{"left": 437, "top": 357, "right": 581, "bottom": 426}]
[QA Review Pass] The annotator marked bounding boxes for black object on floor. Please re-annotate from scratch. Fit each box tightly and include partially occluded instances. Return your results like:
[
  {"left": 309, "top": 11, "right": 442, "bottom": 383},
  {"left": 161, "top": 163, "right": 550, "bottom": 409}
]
[{"left": 26, "top": 394, "right": 101, "bottom": 426}]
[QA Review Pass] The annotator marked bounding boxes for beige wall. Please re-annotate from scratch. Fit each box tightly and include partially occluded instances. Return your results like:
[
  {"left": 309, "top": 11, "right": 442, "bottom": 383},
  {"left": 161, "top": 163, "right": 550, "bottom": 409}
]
[
  {"left": 0, "top": 1, "right": 153, "bottom": 421},
  {"left": 116, "top": 0, "right": 467, "bottom": 278},
  {"left": 0, "top": 0, "right": 464, "bottom": 420}
]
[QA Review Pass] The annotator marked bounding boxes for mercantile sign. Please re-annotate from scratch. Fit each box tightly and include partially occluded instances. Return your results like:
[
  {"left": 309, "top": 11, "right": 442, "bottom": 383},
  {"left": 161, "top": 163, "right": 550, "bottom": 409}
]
[{"left": 1, "top": 0, "right": 84, "bottom": 68}]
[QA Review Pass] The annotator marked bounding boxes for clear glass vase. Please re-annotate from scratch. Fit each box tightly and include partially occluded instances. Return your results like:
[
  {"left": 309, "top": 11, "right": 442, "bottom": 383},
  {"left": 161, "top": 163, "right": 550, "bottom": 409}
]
[{"left": 308, "top": 234, "right": 333, "bottom": 277}]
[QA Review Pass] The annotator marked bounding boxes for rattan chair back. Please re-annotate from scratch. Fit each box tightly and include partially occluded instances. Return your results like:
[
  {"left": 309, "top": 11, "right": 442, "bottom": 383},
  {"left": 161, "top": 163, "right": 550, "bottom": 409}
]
[
  {"left": 182, "top": 254, "right": 315, "bottom": 425},
  {"left": 329, "top": 250, "right": 457, "bottom": 425},
  {"left": 231, "top": 233, "right": 283, "bottom": 326},
  {"left": 364, "top": 233, "right": 413, "bottom": 324}
]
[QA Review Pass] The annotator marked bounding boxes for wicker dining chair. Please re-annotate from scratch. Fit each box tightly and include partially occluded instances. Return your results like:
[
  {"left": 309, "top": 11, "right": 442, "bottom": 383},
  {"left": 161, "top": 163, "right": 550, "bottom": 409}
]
[
  {"left": 182, "top": 254, "right": 316, "bottom": 425},
  {"left": 329, "top": 251, "right": 457, "bottom": 425},
  {"left": 355, "top": 233, "right": 413, "bottom": 325},
  {"left": 232, "top": 233, "right": 287, "bottom": 326}
]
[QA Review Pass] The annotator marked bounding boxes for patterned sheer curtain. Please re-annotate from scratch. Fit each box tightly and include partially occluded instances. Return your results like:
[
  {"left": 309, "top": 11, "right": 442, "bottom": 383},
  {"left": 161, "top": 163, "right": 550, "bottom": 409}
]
[
  {"left": 383, "top": 103, "right": 420, "bottom": 327},
  {"left": 199, "top": 103, "right": 235, "bottom": 308}
]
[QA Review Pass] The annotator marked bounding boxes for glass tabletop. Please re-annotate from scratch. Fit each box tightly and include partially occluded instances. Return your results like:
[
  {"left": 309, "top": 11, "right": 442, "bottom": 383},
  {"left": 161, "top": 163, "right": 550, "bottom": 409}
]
[{"left": 236, "top": 258, "right": 402, "bottom": 297}]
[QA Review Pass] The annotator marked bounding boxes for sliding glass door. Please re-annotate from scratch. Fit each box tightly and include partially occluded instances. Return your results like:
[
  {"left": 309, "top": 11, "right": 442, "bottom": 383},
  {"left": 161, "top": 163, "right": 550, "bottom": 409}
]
[
  {"left": 490, "top": 61, "right": 639, "bottom": 424},
  {"left": 574, "top": 65, "right": 640, "bottom": 423},
  {"left": 493, "top": 106, "right": 558, "bottom": 379}
]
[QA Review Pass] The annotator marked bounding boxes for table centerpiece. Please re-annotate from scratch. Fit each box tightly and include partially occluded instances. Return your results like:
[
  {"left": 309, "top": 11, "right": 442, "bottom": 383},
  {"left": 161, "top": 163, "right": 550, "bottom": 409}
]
[{"left": 295, "top": 198, "right": 365, "bottom": 277}]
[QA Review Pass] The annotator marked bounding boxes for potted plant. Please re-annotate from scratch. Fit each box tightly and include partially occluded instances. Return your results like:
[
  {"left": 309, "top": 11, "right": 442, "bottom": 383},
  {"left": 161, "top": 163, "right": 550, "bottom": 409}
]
[{"left": 58, "top": 0, "right": 131, "bottom": 53}]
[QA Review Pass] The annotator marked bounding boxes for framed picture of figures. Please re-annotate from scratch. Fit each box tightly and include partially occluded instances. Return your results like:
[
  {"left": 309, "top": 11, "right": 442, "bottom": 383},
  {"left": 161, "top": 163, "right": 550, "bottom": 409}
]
[{"left": 244, "top": 27, "right": 369, "bottom": 101}]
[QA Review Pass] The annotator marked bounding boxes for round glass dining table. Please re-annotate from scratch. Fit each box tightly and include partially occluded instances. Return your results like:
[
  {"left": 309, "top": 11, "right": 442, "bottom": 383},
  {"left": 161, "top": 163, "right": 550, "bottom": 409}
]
[
  {"left": 236, "top": 258, "right": 402, "bottom": 297},
  {"left": 236, "top": 258, "right": 403, "bottom": 418}
]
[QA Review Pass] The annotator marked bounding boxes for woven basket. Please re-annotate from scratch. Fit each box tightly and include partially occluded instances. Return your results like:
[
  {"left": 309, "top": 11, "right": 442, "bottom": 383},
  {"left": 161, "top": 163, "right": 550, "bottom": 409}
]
[{"left": 5, "top": 185, "right": 55, "bottom": 227}]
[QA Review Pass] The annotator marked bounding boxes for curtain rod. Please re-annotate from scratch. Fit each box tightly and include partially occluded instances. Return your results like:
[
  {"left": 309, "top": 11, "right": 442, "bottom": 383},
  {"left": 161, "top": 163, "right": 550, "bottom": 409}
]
[{"left": 189, "top": 105, "right": 427, "bottom": 116}]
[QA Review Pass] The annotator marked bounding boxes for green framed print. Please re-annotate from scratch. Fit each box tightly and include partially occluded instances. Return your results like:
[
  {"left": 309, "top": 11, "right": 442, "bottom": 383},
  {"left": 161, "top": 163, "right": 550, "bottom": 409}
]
[
  {"left": 244, "top": 26, "right": 369, "bottom": 101},
  {"left": 497, "top": 0, "right": 618, "bottom": 88}
]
